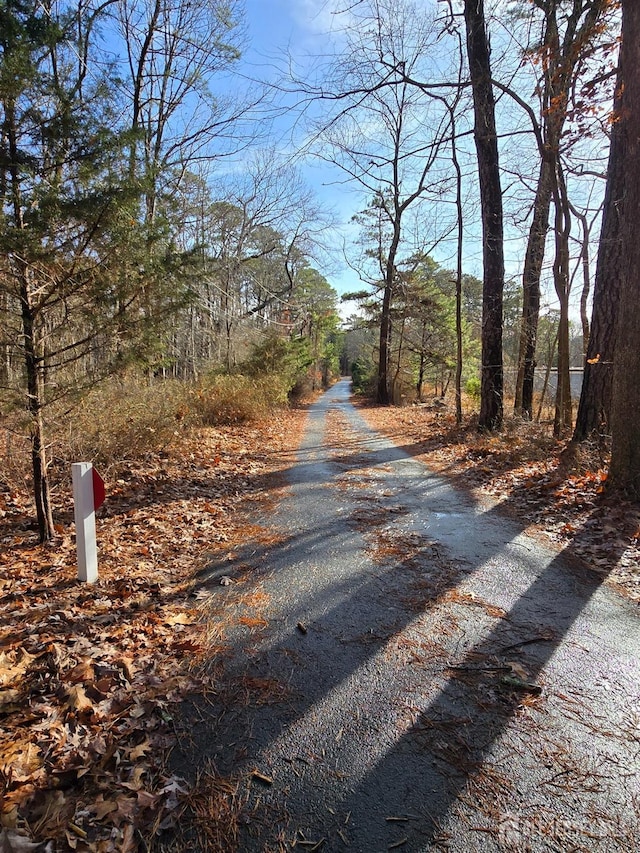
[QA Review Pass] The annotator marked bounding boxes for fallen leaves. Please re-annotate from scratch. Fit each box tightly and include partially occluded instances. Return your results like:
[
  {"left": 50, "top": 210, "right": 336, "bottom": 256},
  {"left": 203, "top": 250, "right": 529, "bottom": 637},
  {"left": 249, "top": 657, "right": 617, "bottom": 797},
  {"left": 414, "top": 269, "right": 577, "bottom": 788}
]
[
  {"left": 359, "top": 401, "right": 640, "bottom": 602},
  {"left": 64, "top": 684, "right": 93, "bottom": 713},
  {"left": 0, "top": 649, "right": 37, "bottom": 687},
  {"left": 0, "top": 410, "right": 308, "bottom": 851},
  {"left": 0, "top": 620, "right": 198, "bottom": 844},
  {"left": 1, "top": 741, "right": 44, "bottom": 783},
  {"left": 0, "top": 828, "right": 53, "bottom": 852}
]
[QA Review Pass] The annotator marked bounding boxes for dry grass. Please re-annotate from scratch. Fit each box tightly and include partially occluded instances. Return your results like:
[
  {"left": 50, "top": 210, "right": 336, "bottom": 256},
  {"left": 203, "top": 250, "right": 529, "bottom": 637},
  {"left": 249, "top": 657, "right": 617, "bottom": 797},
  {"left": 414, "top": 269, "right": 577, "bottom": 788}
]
[
  {"left": 191, "top": 373, "right": 292, "bottom": 426},
  {"left": 0, "top": 372, "right": 297, "bottom": 494}
]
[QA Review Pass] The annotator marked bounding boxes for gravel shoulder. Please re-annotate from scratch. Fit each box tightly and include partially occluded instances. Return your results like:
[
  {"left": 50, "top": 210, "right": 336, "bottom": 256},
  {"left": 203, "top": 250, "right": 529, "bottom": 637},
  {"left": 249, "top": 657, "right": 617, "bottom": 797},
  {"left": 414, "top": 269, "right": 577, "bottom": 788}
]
[{"left": 175, "top": 379, "right": 640, "bottom": 852}]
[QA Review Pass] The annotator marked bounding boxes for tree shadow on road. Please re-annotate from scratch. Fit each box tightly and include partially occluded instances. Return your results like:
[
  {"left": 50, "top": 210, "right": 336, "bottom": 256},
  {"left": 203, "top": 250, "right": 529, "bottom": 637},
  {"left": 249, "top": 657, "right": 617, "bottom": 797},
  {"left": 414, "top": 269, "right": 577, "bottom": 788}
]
[{"left": 171, "top": 388, "right": 640, "bottom": 851}]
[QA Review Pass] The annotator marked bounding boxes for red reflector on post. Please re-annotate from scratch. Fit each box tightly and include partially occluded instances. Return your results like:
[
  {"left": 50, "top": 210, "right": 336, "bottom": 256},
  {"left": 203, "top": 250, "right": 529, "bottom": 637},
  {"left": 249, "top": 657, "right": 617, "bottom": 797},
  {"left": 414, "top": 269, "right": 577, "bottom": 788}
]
[{"left": 92, "top": 467, "right": 106, "bottom": 511}]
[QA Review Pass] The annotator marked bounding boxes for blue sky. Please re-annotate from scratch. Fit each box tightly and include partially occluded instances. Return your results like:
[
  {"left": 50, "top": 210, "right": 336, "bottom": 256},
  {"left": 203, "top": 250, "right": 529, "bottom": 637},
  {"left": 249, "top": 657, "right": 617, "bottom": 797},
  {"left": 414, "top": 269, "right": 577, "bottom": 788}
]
[
  {"left": 237, "top": 0, "right": 487, "bottom": 305},
  {"left": 243, "top": 0, "right": 348, "bottom": 58},
  {"left": 237, "top": 1, "right": 483, "bottom": 309},
  {"left": 236, "top": 0, "right": 607, "bottom": 327},
  {"left": 99, "top": 0, "right": 366, "bottom": 303},
  {"left": 97, "top": 0, "right": 606, "bottom": 320},
  {"left": 240, "top": 0, "right": 369, "bottom": 305}
]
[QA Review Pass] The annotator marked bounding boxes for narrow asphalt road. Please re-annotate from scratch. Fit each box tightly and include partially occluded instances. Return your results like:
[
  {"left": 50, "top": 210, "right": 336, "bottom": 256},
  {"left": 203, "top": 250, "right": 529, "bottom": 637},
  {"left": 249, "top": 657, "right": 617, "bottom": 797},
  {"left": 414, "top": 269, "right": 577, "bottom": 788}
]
[{"left": 176, "top": 378, "right": 640, "bottom": 852}]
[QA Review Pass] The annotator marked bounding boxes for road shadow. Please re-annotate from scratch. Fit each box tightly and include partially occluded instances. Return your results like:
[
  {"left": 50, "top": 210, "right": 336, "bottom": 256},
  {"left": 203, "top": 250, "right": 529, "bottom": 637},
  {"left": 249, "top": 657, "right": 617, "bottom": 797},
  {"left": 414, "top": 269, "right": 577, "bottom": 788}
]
[{"left": 170, "top": 382, "right": 639, "bottom": 850}]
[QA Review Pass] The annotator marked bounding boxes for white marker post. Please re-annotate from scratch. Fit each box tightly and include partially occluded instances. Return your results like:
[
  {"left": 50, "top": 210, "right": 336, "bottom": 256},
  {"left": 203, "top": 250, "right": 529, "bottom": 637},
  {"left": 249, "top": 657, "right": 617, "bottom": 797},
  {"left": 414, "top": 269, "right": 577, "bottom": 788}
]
[{"left": 71, "top": 462, "right": 105, "bottom": 583}]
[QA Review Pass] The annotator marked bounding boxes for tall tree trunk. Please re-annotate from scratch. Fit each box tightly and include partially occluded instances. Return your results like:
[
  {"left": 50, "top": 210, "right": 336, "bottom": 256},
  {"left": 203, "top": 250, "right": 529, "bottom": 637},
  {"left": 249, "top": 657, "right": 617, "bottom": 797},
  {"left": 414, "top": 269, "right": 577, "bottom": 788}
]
[
  {"left": 6, "top": 97, "right": 55, "bottom": 541},
  {"left": 573, "top": 68, "right": 624, "bottom": 442},
  {"left": 451, "top": 104, "right": 464, "bottom": 425},
  {"left": 0, "top": 290, "right": 10, "bottom": 387},
  {"left": 573, "top": 206, "right": 592, "bottom": 356},
  {"left": 463, "top": 0, "right": 504, "bottom": 431},
  {"left": 377, "top": 216, "right": 402, "bottom": 406},
  {"left": 19, "top": 265, "right": 55, "bottom": 541},
  {"left": 514, "top": 0, "right": 607, "bottom": 418},
  {"left": 552, "top": 168, "right": 573, "bottom": 437},
  {"left": 0, "top": 135, "right": 7, "bottom": 387},
  {"left": 416, "top": 328, "right": 426, "bottom": 402},
  {"left": 377, "top": 281, "right": 392, "bottom": 405},
  {"left": 391, "top": 314, "right": 406, "bottom": 405},
  {"left": 536, "top": 326, "right": 558, "bottom": 424},
  {"left": 515, "top": 157, "right": 553, "bottom": 418},
  {"left": 609, "top": 1, "right": 640, "bottom": 495}
]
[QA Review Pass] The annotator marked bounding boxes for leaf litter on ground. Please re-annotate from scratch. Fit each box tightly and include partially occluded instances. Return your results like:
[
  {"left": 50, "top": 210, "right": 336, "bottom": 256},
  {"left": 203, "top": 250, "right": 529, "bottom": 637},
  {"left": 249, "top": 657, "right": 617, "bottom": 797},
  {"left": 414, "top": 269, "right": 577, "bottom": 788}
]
[
  {"left": 2, "top": 390, "right": 639, "bottom": 850},
  {"left": 0, "top": 410, "right": 306, "bottom": 851},
  {"left": 357, "top": 398, "right": 640, "bottom": 604}
]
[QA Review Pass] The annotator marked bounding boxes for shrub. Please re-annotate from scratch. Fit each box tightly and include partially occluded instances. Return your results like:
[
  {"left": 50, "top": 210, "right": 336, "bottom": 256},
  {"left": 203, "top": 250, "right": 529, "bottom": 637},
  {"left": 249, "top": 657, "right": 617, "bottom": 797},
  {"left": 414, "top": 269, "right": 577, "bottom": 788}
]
[
  {"left": 351, "top": 358, "right": 375, "bottom": 395},
  {"left": 465, "top": 375, "right": 481, "bottom": 401},
  {"left": 0, "top": 368, "right": 295, "bottom": 493},
  {"left": 243, "top": 331, "right": 312, "bottom": 400},
  {"left": 54, "top": 378, "right": 192, "bottom": 476},
  {"left": 191, "top": 373, "right": 288, "bottom": 426}
]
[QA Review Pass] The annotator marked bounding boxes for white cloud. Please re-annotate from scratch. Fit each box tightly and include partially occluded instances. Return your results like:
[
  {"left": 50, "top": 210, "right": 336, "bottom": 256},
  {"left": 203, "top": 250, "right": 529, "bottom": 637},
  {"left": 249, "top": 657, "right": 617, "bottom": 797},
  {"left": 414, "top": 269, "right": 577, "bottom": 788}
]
[{"left": 288, "top": 0, "right": 355, "bottom": 37}]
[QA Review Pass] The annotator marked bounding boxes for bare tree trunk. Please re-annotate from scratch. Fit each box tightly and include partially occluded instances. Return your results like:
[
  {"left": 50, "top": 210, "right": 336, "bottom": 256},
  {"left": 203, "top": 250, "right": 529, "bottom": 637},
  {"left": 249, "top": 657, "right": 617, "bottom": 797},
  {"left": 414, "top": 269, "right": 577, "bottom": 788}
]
[
  {"left": 573, "top": 69, "right": 624, "bottom": 442},
  {"left": 416, "top": 332, "right": 426, "bottom": 402},
  {"left": 391, "top": 314, "right": 406, "bottom": 405},
  {"left": 463, "top": 0, "right": 504, "bottom": 432},
  {"left": 609, "top": 1, "right": 640, "bottom": 495},
  {"left": 442, "top": 370, "right": 451, "bottom": 399},
  {"left": 552, "top": 169, "right": 573, "bottom": 437},
  {"left": 377, "top": 281, "right": 392, "bottom": 405},
  {"left": 451, "top": 107, "right": 464, "bottom": 425},
  {"left": 19, "top": 265, "right": 55, "bottom": 541},
  {"left": 573, "top": 206, "right": 592, "bottom": 356},
  {"left": 377, "top": 213, "right": 401, "bottom": 405},
  {"left": 536, "top": 326, "right": 558, "bottom": 424},
  {"left": 515, "top": 157, "right": 553, "bottom": 418},
  {"left": 0, "top": 290, "right": 10, "bottom": 387},
  {"left": 6, "top": 96, "right": 54, "bottom": 541},
  {"left": 513, "top": 0, "right": 607, "bottom": 418}
]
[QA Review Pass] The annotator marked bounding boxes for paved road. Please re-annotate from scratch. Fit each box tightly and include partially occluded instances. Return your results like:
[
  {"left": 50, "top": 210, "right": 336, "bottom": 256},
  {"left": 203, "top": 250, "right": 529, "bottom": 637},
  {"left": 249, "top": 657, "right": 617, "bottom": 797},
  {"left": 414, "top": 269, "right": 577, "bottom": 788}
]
[{"left": 178, "top": 379, "right": 640, "bottom": 852}]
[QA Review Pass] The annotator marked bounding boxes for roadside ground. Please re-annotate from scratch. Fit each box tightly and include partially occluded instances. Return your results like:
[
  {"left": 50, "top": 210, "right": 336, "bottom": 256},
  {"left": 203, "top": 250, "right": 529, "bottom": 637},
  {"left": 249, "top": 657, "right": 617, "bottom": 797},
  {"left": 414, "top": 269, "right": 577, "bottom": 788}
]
[
  {"left": 356, "top": 397, "right": 640, "bottom": 604},
  {"left": 0, "top": 411, "right": 307, "bottom": 850},
  {"left": 0, "top": 383, "right": 637, "bottom": 850}
]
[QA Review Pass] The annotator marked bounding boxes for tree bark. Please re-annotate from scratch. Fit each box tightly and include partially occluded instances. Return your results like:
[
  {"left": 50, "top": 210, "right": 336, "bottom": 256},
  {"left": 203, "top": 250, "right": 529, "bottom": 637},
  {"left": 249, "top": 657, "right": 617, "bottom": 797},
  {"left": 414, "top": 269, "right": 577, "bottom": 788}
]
[
  {"left": 451, "top": 104, "right": 464, "bottom": 425},
  {"left": 463, "top": 0, "right": 504, "bottom": 431},
  {"left": 573, "top": 206, "right": 592, "bottom": 356},
  {"left": 515, "top": 157, "right": 553, "bottom": 418},
  {"left": 573, "top": 69, "right": 624, "bottom": 442},
  {"left": 609, "top": 1, "right": 640, "bottom": 496},
  {"left": 5, "top": 95, "right": 55, "bottom": 541},
  {"left": 377, "top": 207, "right": 402, "bottom": 405},
  {"left": 552, "top": 167, "right": 573, "bottom": 437},
  {"left": 514, "top": 0, "right": 608, "bottom": 419},
  {"left": 18, "top": 264, "right": 55, "bottom": 542},
  {"left": 377, "top": 280, "right": 393, "bottom": 405}
]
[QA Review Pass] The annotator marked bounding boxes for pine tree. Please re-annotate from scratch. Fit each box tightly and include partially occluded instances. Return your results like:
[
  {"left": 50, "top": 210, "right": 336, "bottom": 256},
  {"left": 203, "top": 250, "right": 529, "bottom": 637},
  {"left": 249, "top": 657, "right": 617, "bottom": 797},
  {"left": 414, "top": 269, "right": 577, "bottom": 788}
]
[{"left": 0, "top": 0, "right": 185, "bottom": 540}]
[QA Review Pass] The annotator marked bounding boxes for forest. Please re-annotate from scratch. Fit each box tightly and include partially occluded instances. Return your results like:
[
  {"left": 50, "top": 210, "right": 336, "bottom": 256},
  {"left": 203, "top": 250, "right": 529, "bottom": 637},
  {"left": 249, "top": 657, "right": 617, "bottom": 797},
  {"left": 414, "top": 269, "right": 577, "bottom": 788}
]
[
  {"left": 1, "top": 0, "right": 638, "bottom": 542},
  {"left": 2, "top": 1, "right": 640, "bottom": 848}
]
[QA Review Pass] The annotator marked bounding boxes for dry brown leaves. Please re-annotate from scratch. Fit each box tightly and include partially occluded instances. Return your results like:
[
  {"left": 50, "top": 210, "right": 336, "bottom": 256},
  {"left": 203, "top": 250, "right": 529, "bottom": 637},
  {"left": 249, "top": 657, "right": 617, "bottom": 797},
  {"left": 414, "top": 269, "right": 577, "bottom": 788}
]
[
  {"left": 3, "top": 389, "right": 637, "bottom": 849},
  {"left": 357, "top": 399, "right": 640, "bottom": 603},
  {"left": 0, "top": 409, "right": 306, "bottom": 852}
]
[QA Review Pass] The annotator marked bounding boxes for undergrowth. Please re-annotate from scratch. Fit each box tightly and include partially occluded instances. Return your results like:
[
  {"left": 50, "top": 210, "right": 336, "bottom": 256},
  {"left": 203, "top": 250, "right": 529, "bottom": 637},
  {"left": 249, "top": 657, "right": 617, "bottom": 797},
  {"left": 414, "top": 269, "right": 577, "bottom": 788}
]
[{"left": 0, "top": 373, "right": 292, "bottom": 492}]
